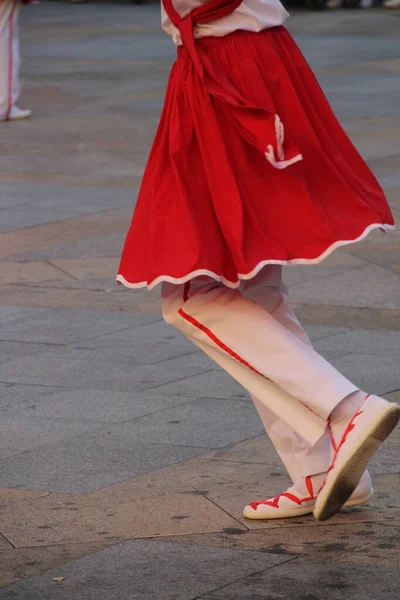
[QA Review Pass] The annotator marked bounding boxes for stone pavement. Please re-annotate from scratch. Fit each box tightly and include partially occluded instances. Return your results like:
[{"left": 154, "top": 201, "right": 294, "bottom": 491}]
[{"left": 0, "top": 2, "right": 399, "bottom": 598}]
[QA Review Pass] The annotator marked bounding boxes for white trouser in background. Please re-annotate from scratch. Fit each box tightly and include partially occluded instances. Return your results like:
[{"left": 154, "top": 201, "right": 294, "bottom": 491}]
[
  {"left": 162, "top": 267, "right": 359, "bottom": 483},
  {"left": 0, "top": 0, "right": 21, "bottom": 121}
]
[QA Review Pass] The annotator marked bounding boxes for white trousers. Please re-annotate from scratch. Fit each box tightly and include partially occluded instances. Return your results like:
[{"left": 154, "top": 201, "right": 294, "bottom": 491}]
[
  {"left": 162, "top": 267, "right": 358, "bottom": 483},
  {"left": 0, "top": 0, "right": 21, "bottom": 121}
]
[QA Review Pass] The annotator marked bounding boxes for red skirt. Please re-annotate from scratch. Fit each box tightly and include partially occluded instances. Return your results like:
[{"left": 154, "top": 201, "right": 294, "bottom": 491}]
[{"left": 117, "top": 26, "right": 394, "bottom": 290}]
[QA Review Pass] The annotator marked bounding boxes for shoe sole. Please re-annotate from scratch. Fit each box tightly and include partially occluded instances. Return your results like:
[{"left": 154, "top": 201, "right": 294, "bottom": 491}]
[
  {"left": 243, "top": 505, "right": 314, "bottom": 520},
  {"left": 343, "top": 489, "right": 374, "bottom": 507},
  {"left": 7, "top": 115, "right": 32, "bottom": 121},
  {"left": 314, "top": 404, "right": 400, "bottom": 522}
]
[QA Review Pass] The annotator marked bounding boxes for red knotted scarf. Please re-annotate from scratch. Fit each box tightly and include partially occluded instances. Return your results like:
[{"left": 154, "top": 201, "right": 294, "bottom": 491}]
[{"left": 162, "top": 0, "right": 303, "bottom": 169}]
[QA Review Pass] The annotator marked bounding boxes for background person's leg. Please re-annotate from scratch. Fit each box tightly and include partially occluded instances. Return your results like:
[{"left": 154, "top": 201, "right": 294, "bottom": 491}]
[
  {"left": 11, "top": 0, "right": 21, "bottom": 107},
  {"left": 0, "top": 0, "right": 19, "bottom": 121}
]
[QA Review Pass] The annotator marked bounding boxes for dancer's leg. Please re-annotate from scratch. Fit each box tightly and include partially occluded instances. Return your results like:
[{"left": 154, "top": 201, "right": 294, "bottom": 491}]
[
  {"left": 241, "top": 267, "right": 331, "bottom": 481},
  {"left": 162, "top": 277, "right": 358, "bottom": 447}
]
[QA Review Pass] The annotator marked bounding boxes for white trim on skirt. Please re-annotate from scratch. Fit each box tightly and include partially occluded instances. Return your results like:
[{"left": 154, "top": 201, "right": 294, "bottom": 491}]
[{"left": 116, "top": 222, "right": 395, "bottom": 291}]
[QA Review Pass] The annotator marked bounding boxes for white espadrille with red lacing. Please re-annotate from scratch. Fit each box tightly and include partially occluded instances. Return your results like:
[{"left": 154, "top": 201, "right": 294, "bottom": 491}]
[
  {"left": 243, "top": 470, "right": 373, "bottom": 520},
  {"left": 314, "top": 394, "right": 400, "bottom": 522}
]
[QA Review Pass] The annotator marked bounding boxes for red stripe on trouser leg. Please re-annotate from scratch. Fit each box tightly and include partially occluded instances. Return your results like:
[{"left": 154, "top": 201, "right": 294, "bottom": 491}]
[
  {"left": 177, "top": 284, "right": 321, "bottom": 419},
  {"left": 179, "top": 302, "right": 320, "bottom": 417},
  {"left": 178, "top": 279, "right": 269, "bottom": 378},
  {"left": 177, "top": 307, "right": 269, "bottom": 379}
]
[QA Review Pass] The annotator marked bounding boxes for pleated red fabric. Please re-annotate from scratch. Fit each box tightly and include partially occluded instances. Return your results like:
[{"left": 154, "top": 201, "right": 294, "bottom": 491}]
[{"left": 117, "top": 25, "right": 394, "bottom": 290}]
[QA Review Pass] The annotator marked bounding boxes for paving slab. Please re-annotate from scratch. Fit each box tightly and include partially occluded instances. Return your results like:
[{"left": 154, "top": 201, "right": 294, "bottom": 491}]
[
  {"left": 0, "top": 284, "right": 151, "bottom": 312},
  {"left": 281, "top": 251, "right": 367, "bottom": 288},
  {"left": 0, "top": 208, "right": 132, "bottom": 259},
  {"left": 0, "top": 541, "right": 114, "bottom": 589},
  {"left": 0, "top": 487, "right": 245, "bottom": 548},
  {"left": 4, "top": 233, "right": 126, "bottom": 262},
  {"left": 293, "top": 303, "right": 400, "bottom": 331},
  {"left": 290, "top": 264, "right": 400, "bottom": 309},
  {"left": 320, "top": 71, "right": 400, "bottom": 119},
  {"left": 70, "top": 319, "right": 196, "bottom": 364},
  {"left": 0, "top": 307, "right": 159, "bottom": 344},
  {"left": 104, "top": 397, "right": 264, "bottom": 449},
  {"left": 0, "top": 413, "right": 106, "bottom": 461},
  {"left": 336, "top": 535, "right": 400, "bottom": 568},
  {"left": 0, "top": 348, "right": 213, "bottom": 392},
  {"left": 200, "top": 557, "right": 400, "bottom": 600},
  {"left": 1, "top": 388, "right": 196, "bottom": 424},
  {"left": 0, "top": 539, "right": 290, "bottom": 600},
  {"left": 0, "top": 262, "right": 73, "bottom": 286},
  {"left": 0, "top": 183, "right": 135, "bottom": 233},
  {"left": 161, "top": 521, "right": 397, "bottom": 560},
  {"left": 313, "top": 328, "right": 400, "bottom": 357},
  {"left": 147, "top": 371, "right": 248, "bottom": 401},
  {"left": 330, "top": 353, "right": 400, "bottom": 396},
  {"left": 0, "top": 306, "right": 51, "bottom": 325},
  {"left": 0, "top": 342, "right": 63, "bottom": 365},
  {"left": 0, "top": 422, "right": 211, "bottom": 493}
]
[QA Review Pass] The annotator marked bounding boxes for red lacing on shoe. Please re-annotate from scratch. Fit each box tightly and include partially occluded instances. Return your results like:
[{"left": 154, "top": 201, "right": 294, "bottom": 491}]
[
  {"left": 318, "top": 395, "right": 370, "bottom": 494},
  {"left": 250, "top": 476, "right": 316, "bottom": 511}
]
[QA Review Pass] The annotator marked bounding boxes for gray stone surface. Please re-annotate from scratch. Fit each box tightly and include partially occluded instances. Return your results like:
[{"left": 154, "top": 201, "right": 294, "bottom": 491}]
[
  {"left": 369, "top": 422, "right": 400, "bottom": 475},
  {"left": 0, "top": 184, "right": 136, "bottom": 233},
  {"left": 103, "top": 397, "right": 264, "bottom": 449},
  {"left": 331, "top": 353, "right": 400, "bottom": 396},
  {"left": 72, "top": 319, "right": 196, "bottom": 364},
  {"left": 0, "top": 539, "right": 289, "bottom": 600},
  {"left": 290, "top": 264, "right": 400, "bottom": 310},
  {"left": 0, "top": 426, "right": 209, "bottom": 494},
  {"left": 0, "top": 347, "right": 213, "bottom": 392},
  {"left": 0, "top": 308, "right": 160, "bottom": 344},
  {"left": 0, "top": 413, "right": 105, "bottom": 461},
  {"left": 0, "top": 341, "right": 62, "bottom": 364},
  {"left": 298, "top": 34, "right": 400, "bottom": 70},
  {"left": 0, "top": 306, "right": 51, "bottom": 325},
  {"left": 314, "top": 328, "right": 400, "bottom": 356},
  {"left": 321, "top": 72, "right": 400, "bottom": 119},
  {"left": 1, "top": 388, "right": 196, "bottom": 423},
  {"left": 150, "top": 371, "right": 249, "bottom": 401},
  {"left": 5, "top": 233, "right": 126, "bottom": 262},
  {"left": 201, "top": 558, "right": 400, "bottom": 599},
  {"left": 302, "top": 325, "right": 349, "bottom": 342},
  {"left": 0, "top": 383, "right": 63, "bottom": 414}
]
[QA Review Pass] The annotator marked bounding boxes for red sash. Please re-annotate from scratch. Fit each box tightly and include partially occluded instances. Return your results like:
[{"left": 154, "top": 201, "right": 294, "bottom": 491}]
[
  {"left": 163, "top": 0, "right": 242, "bottom": 75},
  {"left": 162, "top": 0, "right": 302, "bottom": 170}
]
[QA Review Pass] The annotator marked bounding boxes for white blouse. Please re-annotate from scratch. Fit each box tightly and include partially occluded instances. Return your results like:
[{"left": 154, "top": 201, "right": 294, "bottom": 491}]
[{"left": 161, "top": 0, "right": 289, "bottom": 46}]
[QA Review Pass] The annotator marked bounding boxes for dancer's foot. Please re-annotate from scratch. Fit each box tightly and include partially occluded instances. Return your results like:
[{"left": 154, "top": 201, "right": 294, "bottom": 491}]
[
  {"left": 7, "top": 106, "right": 32, "bottom": 121},
  {"left": 314, "top": 395, "right": 400, "bottom": 521},
  {"left": 243, "top": 470, "right": 373, "bottom": 520}
]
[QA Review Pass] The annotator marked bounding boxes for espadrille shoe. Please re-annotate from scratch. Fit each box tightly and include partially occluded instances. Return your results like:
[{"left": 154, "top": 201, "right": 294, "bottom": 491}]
[
  {"left": 314, "top": 395, "right": 399, "bottom": 522},
  {"left": 243, "top": 470, "right": 373, "bottom": 520},
  {"left": 7, "top": 106, "right": 32, "bottom": 121}
]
